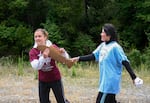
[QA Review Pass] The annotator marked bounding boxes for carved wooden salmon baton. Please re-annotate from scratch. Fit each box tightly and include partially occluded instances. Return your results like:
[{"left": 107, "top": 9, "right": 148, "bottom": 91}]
[{"left": 37, "top": 45, "right": 74, "bottom": 68}]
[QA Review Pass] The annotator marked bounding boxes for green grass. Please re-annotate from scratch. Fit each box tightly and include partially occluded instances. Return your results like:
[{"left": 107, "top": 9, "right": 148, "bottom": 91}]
[
  {"left": 0, "top": 56, "right": 149, "bottom": 87},
  {"left": 0, "top": 57, "right": 149, "bottom": 84}
]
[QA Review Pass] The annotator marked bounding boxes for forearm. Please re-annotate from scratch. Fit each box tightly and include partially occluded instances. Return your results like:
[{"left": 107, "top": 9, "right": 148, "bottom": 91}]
[
  {"left": 122, "top": 60, "right": 136, "bottom": 80},
  {"left": 79, "top": 53, "right": 95, "bottom": 61},
  {"left": 30, "top": 56, "right": 45, "bottom": 70}
]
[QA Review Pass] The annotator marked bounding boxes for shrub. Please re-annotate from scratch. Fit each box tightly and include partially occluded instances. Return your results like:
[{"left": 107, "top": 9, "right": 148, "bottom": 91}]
[
  {"left": 141, "top": 46, "right": 150, "bottom": 68},
  {"left": 72, "top": 33, "right": 96, "bottom": 56},
  {"left": 0, "top": 24, "right": 32, "bottom": 57},
  {"left": 127, "top": 48, "right": 141, "bottom": 68}
]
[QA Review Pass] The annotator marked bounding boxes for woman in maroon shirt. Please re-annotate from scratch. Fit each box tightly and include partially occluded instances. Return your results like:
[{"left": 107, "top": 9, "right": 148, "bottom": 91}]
[{"left": 29, "top": 28, "right": 70, "bottom": 103}]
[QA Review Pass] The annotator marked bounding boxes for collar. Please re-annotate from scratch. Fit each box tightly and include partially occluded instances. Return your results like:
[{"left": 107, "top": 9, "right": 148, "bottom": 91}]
[
  {"left": 33, "top": 40, "right": 52, "bottom": 48},
  {"left": 105, "top": 40, "right": 115, "bottom": 45}
]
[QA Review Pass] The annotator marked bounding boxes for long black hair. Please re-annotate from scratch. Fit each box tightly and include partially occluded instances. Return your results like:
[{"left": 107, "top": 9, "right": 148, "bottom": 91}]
[{"left": 103, "top": 23, "right": 118, "bottom": 42}]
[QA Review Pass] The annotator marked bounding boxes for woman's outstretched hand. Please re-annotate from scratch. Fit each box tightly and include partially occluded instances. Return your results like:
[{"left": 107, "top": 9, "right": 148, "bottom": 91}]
[
  {"left": 70, "top": 57, "right": 80, "bottom": 62},
  {"left": 134, "top": 77, "right": 143, "bottom": 87}
]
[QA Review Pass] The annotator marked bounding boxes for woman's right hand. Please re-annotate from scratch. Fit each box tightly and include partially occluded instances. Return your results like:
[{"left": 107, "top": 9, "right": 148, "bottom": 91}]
[{"left": 43, "top": 48, "right": 50, "bottom": 58}]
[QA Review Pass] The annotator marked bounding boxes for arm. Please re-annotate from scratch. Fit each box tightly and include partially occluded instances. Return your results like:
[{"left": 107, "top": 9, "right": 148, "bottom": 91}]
[
  {"left": 122, "top": 60, "right": 136, "bottom": 80},
  {"left": 30, "top": 48, "right": 49, "bottom": 70},
  {"left": 71, "top": 53, "right": 95, "bottom": 62},
  {"left": 122, "top": 60, "right": 143, "bottom": 87},
  {"left": 30, "top": 55, "right": 46, "bottom": 70},
  {"left": 79, "top": 53, "right": 95, "bottom": 61}
]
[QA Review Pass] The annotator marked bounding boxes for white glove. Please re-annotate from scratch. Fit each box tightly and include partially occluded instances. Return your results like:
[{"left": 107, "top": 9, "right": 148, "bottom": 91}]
[{"left": 134, "top": 77, "right": 143, "bottom": 87}]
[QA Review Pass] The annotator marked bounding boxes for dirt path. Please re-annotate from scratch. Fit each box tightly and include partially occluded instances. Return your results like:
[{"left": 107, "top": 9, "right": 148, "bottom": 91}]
[{"left": 0, "top": 74, "right": 149, "bottom": 103}]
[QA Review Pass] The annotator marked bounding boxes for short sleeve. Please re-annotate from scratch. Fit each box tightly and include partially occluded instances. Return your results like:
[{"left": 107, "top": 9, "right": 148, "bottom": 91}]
[
  {"left": 92, "top": 44, "right": 103, "bottom": 61},
  {"left": 114, "top": 46, "right": 129, "bottom": 64}
]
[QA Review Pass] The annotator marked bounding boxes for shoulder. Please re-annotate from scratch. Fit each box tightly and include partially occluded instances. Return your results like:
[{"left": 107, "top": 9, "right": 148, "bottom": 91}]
[
  {"left": 100, "top": 42, "right": 105, "bottom": 46},
  {"left": 111, "top": 42, "right": 125, "bottom": 54},
  {"left": 52, "top": 44, "right": 59, "bottom": 48},
  {"left": 29, "top": 48, "right": 40, "bottom": 55},
  {"left": 97, "top": 42, "right": 105, "bottom": 49},
  {"left": 93, "top": 42, "right": 104, "bottom": 53},
  {"left": 110, "top": 42, "right": 122, "bottom": 49}
]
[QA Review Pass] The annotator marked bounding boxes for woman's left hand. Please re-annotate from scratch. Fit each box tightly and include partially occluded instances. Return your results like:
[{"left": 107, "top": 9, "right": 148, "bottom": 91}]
[
  {"left": 134, "top": 77, "right": 143, "bottom": 87},
  {"left": 43, "top": 48, "right": 50, "bottom": 58}
]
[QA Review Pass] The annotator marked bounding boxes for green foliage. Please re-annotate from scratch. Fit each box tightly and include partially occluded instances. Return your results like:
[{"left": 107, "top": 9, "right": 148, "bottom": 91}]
[
  {"left": 8, "top": 0, "right": 28, "bottom": 19},
  {"left": 0, "top": 24, "right": 32, "bottom": 56},
  {"left": 71, "top": 66, "right": 77, "bottom": 77},
  {"left": 127, "top": 49, "right": 141, "bottom": 68},
  {"left": 0, "top": 0, "right": 149, "bottom": 62},
  {"left": 34, "top": 71, "right": 38, "bottom": 80},
  {"left": 146, "top": 32, "right": 150, "bottom": 42},
  {"left": 141, "top": 46, "right": 150, "bottom": 68},
  {"left": 116, "top": 0, "right": 149, "bottom": 50},
  {"left": 72, "top": 33, "right": 96, "bottom": 56},
  {"left": 9, "top": 0, "right": 28, "bottom": 8},
  {"left": 136, "top": 0, "right": 150, "bottom": 23},
  {"left": 127, "top": 46, "right": 150, "bottom": 70},
  {"left": 24, "top": 0, "right": 49, "bottom": 29},
  {"left": 17, "top": 55, "right": 24, "bottom": 76},
  {"left": 136, "top": 0, "right": 150, "bottom": 47},
  {"left": 42, "top": 20, "right": 67, "bottom": 46},
  {"left": 0, "top": 56, "right": 14, "bottom": 67}
]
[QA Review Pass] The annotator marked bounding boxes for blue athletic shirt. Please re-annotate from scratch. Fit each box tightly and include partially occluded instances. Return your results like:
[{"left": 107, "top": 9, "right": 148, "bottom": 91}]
[{"left": 93, "top": 41, "right": 129, "bottom": 94}]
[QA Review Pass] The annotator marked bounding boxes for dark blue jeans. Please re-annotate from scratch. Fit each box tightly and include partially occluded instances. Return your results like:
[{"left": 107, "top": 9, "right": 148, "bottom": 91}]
[{"left": 39, "top": 80, "right": 69, "bottom": 103}]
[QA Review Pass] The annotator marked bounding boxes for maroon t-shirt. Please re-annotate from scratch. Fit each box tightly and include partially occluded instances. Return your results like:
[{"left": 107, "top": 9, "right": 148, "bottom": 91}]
[{"left": 29, "top": 45, "right": 61, "bottom": 82}]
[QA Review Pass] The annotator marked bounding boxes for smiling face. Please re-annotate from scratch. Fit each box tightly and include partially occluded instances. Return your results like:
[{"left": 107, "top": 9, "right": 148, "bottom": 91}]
[
  {"left": 100, "top": 29, "right": 111, "bottom": 42},
  {"left": 34, "top": 30, "right": 47, "bottom": 46}
]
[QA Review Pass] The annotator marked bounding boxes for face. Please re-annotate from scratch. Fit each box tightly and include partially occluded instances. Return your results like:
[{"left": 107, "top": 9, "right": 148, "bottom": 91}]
[
  {"left": 34, "top": 30, "right": 47, "bottom": 46},
  {"left": 100, "top": 29, "right": 111, "bottom": 42}
]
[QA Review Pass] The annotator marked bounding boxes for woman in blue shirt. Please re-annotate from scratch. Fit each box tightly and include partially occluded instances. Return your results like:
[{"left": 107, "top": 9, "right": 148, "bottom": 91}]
[{"left": 72, "top": 23, "right": 143, "bottom": 103}]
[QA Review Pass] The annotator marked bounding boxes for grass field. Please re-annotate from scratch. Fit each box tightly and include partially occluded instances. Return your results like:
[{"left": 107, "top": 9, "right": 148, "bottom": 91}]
[{"left": 0, "top": 62, "right": 150, "bottom": 103}]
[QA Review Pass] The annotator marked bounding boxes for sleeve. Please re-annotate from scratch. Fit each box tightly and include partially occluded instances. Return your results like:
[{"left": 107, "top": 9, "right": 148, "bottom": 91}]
[
  {"left": 29, "top": 49, "right": 46, "bottom": 70},
  {"left": 114, "top": 46, "right": 129, "bottom": 64},
  {"left": 92, "top": 44, "right": 102, "bottom": 61},
  {"left": 30, "top": 56, "right": 46, "bottom": 70},
  {"left": 122, "top": 60, "right": 137, "bottom": 80},
  {"left": 79, "top": 54, "right": 95, "bottom": 61}
]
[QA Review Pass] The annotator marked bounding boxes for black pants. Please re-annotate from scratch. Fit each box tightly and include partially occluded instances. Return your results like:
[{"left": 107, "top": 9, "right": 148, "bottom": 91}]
[
  {"left": 39, "top": 80, "right": 69, "bottom": 103},
  {"left": 96, "top": 92, "right": 117, "bottom": 103}
]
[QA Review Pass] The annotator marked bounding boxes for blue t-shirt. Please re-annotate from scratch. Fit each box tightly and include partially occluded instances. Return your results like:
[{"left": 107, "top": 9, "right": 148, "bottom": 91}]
[{"left": 93, "top": 41, "right": 129, "bottom": 94}]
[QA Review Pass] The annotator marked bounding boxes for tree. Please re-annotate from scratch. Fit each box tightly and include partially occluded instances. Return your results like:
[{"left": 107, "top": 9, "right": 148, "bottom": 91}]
[
  {"left": 0, "top": 24, "right": 32, "bottom": 57},
  {"left": 24, "top": 0, "right": 49, "bottom": 30},
  {"left": 116, "top": 0, "right": 149, "bottom": 50}
]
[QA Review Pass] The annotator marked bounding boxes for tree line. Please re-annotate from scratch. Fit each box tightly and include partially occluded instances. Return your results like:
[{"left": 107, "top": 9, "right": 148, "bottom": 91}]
[{"left": 0, "top": 0, "right": 149, "bottom": 65}]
